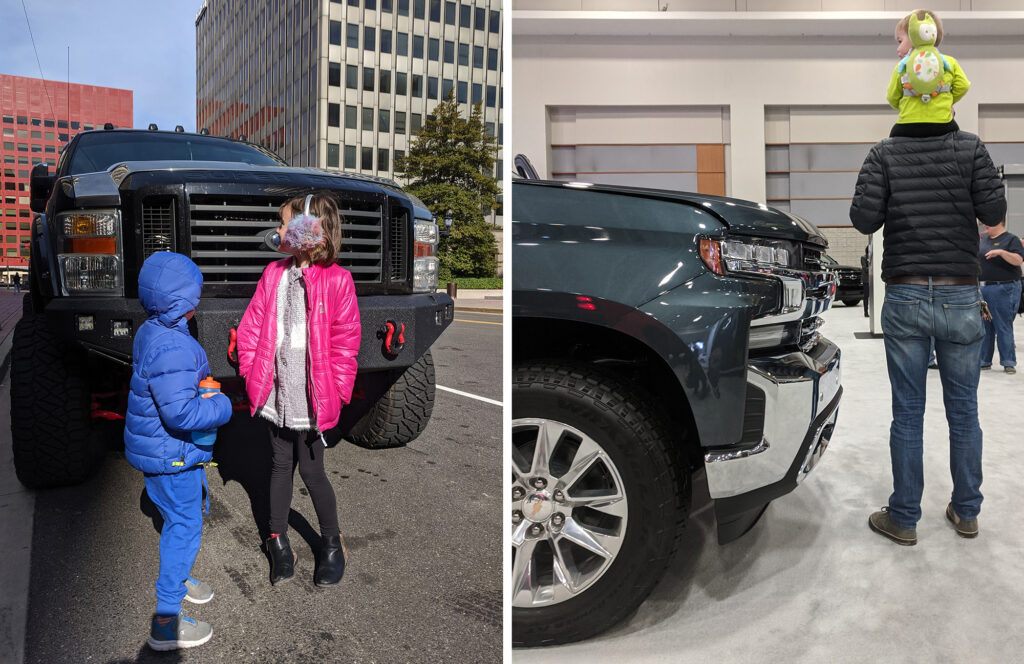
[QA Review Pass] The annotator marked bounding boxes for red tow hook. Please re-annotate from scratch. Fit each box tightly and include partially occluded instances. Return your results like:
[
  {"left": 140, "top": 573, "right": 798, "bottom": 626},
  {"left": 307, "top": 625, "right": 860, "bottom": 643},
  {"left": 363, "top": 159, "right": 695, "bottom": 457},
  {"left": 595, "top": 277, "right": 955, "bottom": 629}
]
[
  {"left": 380, "top": 320, "right": 406, "bottom": 357},
  {"left": 228, "top": 328, "right": 238, "bottom": 364}
]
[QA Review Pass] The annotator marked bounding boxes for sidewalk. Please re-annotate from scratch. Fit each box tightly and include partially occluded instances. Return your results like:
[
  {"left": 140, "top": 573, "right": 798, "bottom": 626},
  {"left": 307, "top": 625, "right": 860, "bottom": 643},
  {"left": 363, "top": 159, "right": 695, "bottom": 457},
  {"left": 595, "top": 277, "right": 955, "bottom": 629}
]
[
  {"left": 0, "top": 289, "right": 24, "bottom": 345},
  {"left": 0, "top": 289, "right": 29, "bottom": 664},
  {"left": 452, "top": 288, "right": 503, "bottom": 314}
]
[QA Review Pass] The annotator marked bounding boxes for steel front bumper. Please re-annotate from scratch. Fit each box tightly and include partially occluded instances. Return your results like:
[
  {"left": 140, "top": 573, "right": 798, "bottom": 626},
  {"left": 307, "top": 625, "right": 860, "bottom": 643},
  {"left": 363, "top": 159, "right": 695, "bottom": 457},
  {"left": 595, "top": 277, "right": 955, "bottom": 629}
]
[
  {"left": 42, "top": 292, "right": 454, "bottom": 377},
  {"left": 704, "top": 337, "right": 842, "bottom": 543}
]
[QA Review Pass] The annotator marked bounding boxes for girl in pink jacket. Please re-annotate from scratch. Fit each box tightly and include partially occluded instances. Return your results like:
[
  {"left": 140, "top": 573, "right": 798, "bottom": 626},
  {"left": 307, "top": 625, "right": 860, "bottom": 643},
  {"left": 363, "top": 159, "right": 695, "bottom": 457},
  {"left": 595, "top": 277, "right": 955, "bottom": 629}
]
[{"left": 236, "top": 192, "right": 360, "bottom": 587}]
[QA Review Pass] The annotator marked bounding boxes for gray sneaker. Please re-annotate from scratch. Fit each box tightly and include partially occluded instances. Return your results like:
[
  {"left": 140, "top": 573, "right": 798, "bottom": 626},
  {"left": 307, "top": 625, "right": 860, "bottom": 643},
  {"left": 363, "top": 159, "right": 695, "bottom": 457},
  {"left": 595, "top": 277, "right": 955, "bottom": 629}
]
[
  {"left": 148, "top": 613, "right": 213, "bottom": 651},
  {"left": 945, "top": 503, "right": 979, "bottom": 538},
  {"left": 185, "top": 576, "right": 214, "bottom": 604},
  {"left": 1005, "top": 366, "right": 1016, "bottom": 375},
  {"left": 868, "top": 507, "right": 917, "bottom": 546}
]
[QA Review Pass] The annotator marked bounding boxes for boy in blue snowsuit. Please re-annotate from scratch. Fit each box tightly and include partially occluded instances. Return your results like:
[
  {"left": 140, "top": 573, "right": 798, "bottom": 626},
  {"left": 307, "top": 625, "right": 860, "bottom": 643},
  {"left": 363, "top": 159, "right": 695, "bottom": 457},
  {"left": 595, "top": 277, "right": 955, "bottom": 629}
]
[{"left": 124, "top": 251, "right": 232, "bottom": 651}]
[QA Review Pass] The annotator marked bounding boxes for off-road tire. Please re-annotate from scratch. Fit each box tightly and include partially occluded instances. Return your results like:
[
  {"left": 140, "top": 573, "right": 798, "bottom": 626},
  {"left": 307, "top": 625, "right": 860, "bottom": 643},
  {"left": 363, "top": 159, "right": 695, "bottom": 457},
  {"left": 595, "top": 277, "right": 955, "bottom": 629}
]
[
  {"left": 10, "top": 307, "right": 100, "bottom": 488},
  {"left": 512, "top": 361, "right": 688, "bottom": 647},
  {"left": 348, "top": 350, "right": 435, "bottom": 449}
]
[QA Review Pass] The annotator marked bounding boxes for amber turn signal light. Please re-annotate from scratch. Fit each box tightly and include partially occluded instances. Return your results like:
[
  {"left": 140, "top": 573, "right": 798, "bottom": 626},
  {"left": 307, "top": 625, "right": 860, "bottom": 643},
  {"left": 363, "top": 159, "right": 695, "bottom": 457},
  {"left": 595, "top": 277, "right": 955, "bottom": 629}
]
[{"left": 699, "top": 237, "right": 724, "bottom": 275}]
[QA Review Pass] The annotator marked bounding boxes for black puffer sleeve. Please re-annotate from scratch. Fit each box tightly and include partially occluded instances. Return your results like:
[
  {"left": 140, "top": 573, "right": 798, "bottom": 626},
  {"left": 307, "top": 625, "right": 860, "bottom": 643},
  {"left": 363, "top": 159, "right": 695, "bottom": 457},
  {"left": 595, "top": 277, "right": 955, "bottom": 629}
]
[
  {"left": 850, "top": 142, "right": 889, "bottom": 235},
  {"left": 971, "top": 138, "right": 1006, "bottom": 227}
]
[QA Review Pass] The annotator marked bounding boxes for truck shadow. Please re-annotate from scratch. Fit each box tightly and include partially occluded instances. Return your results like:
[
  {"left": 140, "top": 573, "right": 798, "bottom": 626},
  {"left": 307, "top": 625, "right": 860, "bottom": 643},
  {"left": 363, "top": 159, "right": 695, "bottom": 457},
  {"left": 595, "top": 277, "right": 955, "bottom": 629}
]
[{"left": 211, "top": 413, "right": 320, "bottom": 554}]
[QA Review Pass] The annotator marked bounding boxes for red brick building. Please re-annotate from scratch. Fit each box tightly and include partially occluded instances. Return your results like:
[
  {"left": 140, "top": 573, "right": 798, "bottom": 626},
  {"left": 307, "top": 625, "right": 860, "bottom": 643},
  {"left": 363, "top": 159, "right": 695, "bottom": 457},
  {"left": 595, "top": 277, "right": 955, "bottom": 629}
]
[{"left": 0, "top": 74, "right": 132, "bottom": 272}]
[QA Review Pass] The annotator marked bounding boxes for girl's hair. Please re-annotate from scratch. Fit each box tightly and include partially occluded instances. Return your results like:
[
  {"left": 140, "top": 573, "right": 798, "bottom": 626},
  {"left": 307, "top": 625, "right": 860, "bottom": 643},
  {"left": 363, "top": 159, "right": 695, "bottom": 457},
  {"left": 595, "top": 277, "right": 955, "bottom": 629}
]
[
  {"left": 896, "top": 9, "right": 943, "bottom": 46},
  {"left": 278, "top": 192, "right": 343, "bottom": 266}
]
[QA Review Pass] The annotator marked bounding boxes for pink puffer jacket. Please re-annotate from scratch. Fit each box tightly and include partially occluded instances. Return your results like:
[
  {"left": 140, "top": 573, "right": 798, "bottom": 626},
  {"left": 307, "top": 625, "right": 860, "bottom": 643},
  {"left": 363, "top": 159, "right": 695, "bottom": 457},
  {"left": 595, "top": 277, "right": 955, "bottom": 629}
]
[{"left": 236, "top": 258, "right": 361, "bottom": 432}]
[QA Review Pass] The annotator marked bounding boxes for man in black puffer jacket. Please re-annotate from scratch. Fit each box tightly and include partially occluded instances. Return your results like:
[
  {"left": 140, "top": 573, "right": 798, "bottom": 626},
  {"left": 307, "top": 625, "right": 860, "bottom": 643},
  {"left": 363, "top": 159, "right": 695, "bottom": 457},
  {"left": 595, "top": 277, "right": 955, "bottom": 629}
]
[{"left": 850, "top": 124, "right": 1005, "bottom": 546}]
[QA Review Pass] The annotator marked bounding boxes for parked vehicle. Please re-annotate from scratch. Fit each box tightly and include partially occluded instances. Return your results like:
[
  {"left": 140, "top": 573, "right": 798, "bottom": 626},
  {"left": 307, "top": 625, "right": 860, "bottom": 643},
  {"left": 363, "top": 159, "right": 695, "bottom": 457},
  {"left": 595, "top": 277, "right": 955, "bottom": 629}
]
[
  {"left": 822, "top": 253, "right": 865, "bottom": 307},
  {"left": 13, "top": 127, "right": 452, "bottom": 489},
  {"left": 512, "top": 176, "right": 842, "bottom": 646}
]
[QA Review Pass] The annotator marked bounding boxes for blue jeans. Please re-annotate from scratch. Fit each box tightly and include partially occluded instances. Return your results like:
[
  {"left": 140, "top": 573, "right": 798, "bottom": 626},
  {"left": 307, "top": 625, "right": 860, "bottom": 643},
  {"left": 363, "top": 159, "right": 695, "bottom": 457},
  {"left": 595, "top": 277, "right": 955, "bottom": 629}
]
[
  {"left": 144, "top": 467, "right": 204, "bottom": 616},
  {"left": 980, "top": 280, "right": 1021, "bottom": 368},
  {"left": 881, "top": 283, "right": 984, "bottom": 527}
]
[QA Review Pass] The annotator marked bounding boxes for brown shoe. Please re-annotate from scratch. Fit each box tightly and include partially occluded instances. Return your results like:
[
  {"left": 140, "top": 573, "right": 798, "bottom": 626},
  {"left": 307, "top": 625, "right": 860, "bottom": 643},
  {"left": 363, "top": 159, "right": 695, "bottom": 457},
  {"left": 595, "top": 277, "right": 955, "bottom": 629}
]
[
  {"left": 868, "top": 507, "right": 917, "bottom": 546},
  {"left": 945, "top": 503, "right": 979, "bottom": 538}
]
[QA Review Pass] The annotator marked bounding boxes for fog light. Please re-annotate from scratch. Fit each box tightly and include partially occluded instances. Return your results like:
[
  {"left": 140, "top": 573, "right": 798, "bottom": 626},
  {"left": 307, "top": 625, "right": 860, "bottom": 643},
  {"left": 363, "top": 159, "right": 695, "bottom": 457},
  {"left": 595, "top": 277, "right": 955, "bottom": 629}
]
[
  {"left": 112, "top": 320, "right": 132, "bottom": 338},
  {"left": 446, "top": 304, "right": 454, "bottom": 320},
  {"left": 76, "top": 315, "right": 94, "bottom": 331},
  {"left": 435, "top": 310, "right": 443, "bottom": 325}
]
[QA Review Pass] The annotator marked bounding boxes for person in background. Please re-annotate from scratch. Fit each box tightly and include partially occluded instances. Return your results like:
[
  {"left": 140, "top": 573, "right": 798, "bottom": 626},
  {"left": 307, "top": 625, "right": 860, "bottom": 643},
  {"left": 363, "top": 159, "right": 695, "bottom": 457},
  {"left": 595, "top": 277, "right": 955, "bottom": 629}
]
[{"left": 979, "top": 219, "right": 1024, "bottom": 374}]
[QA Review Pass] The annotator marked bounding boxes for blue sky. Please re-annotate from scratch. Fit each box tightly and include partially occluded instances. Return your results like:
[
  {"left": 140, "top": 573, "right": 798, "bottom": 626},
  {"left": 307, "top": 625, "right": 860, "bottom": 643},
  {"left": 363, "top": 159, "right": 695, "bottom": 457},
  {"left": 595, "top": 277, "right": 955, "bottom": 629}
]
[{"left": 1, "top": 0, "right": 206, "bottom": 130}]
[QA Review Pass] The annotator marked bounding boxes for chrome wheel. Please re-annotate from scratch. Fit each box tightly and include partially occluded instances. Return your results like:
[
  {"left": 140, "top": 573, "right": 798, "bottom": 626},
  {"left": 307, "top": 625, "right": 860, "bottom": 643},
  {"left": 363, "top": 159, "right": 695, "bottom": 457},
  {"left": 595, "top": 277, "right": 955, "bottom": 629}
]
[{"left": 511, "top": 418, "right": 628, "bottom": 608}]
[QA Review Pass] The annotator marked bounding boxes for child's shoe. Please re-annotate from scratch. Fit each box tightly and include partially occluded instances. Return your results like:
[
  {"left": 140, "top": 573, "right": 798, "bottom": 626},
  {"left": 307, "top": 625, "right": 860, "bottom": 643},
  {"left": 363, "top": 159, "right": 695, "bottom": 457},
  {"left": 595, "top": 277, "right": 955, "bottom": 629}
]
[
  {"left": 147, "top": 612, "right": 213, "bottom": 651},
  {"left": 184, "top": 576, "right": 214, "bottom": 604},
  {"left": 314, "top": 534, "right": 348, "bottom": 586},
  {"left": 267, "top": 533, "right": 297, "bottom": 585}
]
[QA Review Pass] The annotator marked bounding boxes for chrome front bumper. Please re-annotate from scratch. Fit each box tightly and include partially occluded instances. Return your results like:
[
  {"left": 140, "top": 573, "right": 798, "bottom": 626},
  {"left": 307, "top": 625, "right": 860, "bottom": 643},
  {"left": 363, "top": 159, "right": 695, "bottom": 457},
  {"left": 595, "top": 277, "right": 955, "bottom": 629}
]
[{"left": 704, "top": 338, "right": 842, "bottom": 500}]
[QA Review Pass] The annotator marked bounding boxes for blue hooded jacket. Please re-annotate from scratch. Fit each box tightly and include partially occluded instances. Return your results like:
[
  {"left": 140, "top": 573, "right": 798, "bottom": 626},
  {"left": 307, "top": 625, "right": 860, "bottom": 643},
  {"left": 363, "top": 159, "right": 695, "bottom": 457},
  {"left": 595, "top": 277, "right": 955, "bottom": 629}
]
[{"left": 124, "top": 252, "right": 233, "bottom": 474}]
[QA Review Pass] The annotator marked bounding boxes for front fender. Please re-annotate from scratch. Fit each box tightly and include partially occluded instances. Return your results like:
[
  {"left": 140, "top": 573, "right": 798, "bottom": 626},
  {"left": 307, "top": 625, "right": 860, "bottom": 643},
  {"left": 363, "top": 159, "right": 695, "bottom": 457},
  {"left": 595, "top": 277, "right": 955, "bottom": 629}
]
[{"left": 514, "top": 271, "right": 771, "bottom": 447}]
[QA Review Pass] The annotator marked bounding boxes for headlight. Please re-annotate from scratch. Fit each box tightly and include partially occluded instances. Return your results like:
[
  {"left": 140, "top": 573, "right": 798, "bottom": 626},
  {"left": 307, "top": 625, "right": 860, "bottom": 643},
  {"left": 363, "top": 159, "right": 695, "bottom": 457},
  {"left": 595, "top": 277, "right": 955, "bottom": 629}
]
[
  {"left": 722, "top": 239, "right": 791, "bottom": 272},
  {"left": 58, "top": 255, "right": 124, "bottom": 294},
  {"left": 56, "top": 208, "right": 123, "bottom": 295},
  {"left": 699, "top": 236, "right": 804, "bottom": 316},
  {"left": 413, "top": 218, "right": 439, "bottom": 292}
]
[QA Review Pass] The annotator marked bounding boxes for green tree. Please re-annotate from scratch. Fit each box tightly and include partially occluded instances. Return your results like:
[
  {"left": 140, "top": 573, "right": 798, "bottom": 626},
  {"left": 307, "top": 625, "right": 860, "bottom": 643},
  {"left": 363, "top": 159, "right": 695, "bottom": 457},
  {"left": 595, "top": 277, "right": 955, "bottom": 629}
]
[{"left": 395, "top": 91, "right": 499, "bottom": 280}]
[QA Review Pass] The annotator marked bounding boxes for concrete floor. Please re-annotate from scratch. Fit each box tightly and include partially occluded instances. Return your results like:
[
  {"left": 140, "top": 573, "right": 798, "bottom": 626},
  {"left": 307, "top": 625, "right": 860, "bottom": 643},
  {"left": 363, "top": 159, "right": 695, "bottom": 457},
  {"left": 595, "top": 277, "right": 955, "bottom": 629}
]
[{"left": 515, "top": 303, "right": 1024, "bottom": 664}]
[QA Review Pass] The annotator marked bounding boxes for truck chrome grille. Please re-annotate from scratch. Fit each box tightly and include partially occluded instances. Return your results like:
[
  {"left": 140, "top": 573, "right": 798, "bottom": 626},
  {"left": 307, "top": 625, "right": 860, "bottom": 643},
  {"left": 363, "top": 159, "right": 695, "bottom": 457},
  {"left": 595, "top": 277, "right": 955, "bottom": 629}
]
[
  {"left": 187, "top": 194, "right": 384, "bottom": 285},
  {"left": 141, "top": 198, "right": 175, "bottom": 258}
]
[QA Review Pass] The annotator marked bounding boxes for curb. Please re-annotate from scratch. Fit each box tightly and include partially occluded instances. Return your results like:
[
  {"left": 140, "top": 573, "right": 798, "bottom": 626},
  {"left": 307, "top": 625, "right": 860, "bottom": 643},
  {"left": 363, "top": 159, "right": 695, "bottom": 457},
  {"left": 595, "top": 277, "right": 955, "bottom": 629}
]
[
  {"left": 455, "top": 305, "right": 504, "bottom": 314},
  {"left": 0, "top": 320, "right": 15, "bottom": 382}
]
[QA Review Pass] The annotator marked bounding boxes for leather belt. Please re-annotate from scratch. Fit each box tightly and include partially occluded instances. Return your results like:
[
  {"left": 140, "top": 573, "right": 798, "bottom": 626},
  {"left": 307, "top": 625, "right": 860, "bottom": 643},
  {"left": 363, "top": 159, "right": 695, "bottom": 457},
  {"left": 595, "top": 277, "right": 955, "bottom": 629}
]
[
  {"left": 980, "top": 279, "right": 1018, "bottom": 286},
  {"left": 886, "top": 276, "right": 978, "bottom": 286}
]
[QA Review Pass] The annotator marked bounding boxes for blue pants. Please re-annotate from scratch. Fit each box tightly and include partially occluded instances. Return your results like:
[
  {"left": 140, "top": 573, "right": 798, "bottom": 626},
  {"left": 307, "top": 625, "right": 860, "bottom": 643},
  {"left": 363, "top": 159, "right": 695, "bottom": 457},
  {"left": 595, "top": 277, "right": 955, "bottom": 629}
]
[
  {"left": 881, "top": 284, "right": 985, "bottom": 528},
  {"left": 144, "top": 467, "right": 204, "bottom": 616},
  {"left": 980, "top": 280, "right": 1021, "bottom": 368}
]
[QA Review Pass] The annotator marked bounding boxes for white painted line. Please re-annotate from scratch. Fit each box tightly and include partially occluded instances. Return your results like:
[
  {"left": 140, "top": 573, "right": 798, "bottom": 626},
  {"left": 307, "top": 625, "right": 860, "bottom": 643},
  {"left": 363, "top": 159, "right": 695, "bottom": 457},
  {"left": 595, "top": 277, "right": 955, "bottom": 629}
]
[{"left": 437, "top": 385, "right": 503, "bottom": 407}]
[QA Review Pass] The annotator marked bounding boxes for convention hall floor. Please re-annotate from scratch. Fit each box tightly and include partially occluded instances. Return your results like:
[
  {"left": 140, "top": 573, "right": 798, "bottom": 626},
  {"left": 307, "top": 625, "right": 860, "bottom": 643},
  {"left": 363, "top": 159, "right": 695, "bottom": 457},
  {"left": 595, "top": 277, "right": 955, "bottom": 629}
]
[{"left": 516, "top": 303, "right": 1024, "bottom": 663}]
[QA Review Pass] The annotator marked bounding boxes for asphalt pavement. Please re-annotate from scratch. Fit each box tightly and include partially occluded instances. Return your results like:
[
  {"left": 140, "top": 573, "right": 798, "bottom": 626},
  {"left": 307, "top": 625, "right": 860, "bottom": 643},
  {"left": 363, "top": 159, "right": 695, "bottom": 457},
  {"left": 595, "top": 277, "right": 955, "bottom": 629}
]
[{"left": 8, "top": 307, "right": 503, "bottom": 663}]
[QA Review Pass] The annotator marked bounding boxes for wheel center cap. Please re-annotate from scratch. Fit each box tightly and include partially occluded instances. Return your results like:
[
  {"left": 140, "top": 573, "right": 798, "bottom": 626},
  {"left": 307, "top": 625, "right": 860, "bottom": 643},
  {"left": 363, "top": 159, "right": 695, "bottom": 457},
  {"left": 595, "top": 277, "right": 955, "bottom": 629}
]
[{"left": 523, "top": 491, "right": 553, "bottom": 523}]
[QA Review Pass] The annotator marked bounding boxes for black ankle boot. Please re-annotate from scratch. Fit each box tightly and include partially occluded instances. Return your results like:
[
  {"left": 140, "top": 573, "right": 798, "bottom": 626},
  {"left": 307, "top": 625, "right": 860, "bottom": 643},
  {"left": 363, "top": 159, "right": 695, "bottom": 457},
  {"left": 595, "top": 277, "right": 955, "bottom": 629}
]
[
  {"left": 266, "top": 534, "right": 296, "bottom": 585},
  {"left": 314, "top": 534, "right": 346, "bottom": 586}
]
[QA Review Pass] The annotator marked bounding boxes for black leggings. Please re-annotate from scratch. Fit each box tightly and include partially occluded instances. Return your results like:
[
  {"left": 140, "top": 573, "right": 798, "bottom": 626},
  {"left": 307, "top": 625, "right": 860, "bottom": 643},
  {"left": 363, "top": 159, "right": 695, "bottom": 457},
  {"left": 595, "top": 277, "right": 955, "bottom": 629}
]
[{"left": 268, "top": 424, "right": 340, "bottom": 537}]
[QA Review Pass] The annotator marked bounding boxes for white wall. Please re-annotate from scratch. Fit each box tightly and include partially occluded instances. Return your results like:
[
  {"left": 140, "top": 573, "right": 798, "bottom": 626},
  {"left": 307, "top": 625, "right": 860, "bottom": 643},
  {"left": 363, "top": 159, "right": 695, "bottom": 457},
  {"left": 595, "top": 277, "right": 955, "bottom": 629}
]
[{"left": 511, "top": 12, "right": 1024, "bottom": 204}]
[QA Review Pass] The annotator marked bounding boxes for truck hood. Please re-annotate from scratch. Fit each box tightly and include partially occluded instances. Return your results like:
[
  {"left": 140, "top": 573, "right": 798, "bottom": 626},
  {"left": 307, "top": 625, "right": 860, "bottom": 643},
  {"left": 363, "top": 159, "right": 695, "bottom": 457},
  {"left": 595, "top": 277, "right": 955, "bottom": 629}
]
[
  {"left": 518, "top": 180, "right": 828, "bottom": 247},
  {"left": 60, "top": 161, "right": 434, "bottom": 220}
]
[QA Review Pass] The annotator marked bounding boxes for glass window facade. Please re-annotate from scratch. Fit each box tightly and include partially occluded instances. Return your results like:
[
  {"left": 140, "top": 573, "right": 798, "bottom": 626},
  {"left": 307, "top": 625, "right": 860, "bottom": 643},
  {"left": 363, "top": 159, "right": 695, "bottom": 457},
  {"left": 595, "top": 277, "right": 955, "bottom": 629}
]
[{"left": 195, "top": 0, "right": 502, "bottom": 179}]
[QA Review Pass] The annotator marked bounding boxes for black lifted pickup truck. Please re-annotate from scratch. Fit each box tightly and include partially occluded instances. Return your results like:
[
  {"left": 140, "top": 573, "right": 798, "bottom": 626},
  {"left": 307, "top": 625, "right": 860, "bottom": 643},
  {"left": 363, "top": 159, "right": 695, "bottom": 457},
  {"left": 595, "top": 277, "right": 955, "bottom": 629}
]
[
  {"left": 512, "top": 178, "right": 842, "bottom": 646},
  {"left": 13, "top": 128, "right": 453, "bottom": 489}
]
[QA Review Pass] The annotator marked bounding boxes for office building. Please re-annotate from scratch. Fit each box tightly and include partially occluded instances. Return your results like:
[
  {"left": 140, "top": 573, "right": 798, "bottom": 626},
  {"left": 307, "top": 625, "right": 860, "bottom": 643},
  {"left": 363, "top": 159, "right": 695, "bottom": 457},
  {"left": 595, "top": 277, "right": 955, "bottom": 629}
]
[
  {"left": 0, "top": 74, "right": 132, "bottom": 271},
  {"left": 195, "top": 0, "right": 503, "bottom": 182}
]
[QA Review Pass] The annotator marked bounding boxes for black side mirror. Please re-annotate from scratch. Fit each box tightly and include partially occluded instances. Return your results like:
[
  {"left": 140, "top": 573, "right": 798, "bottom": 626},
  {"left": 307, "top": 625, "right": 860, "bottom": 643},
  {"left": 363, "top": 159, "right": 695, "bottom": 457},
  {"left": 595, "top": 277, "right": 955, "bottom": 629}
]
[
  {"left": 514, "top": 154, "right": 540, "bottom": 180},
  {"left": 30, "top": 163, "right": 55, "bottom": 213}
]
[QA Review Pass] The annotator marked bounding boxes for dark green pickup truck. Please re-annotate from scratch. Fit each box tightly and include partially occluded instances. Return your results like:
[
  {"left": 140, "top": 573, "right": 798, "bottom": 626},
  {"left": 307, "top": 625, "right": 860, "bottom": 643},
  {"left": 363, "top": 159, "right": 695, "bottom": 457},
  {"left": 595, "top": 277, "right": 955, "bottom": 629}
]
[{"left": 512, "top": 178, "right": 842, "bottom": 646}]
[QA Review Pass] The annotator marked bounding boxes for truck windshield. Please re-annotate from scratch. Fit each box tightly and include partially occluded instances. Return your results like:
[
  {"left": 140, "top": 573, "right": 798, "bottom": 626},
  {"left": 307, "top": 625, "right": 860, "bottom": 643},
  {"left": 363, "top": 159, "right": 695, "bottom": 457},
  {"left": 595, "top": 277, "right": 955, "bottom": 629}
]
[{"left": 68, "top": 132, "right": 284, "bottom": 174}]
